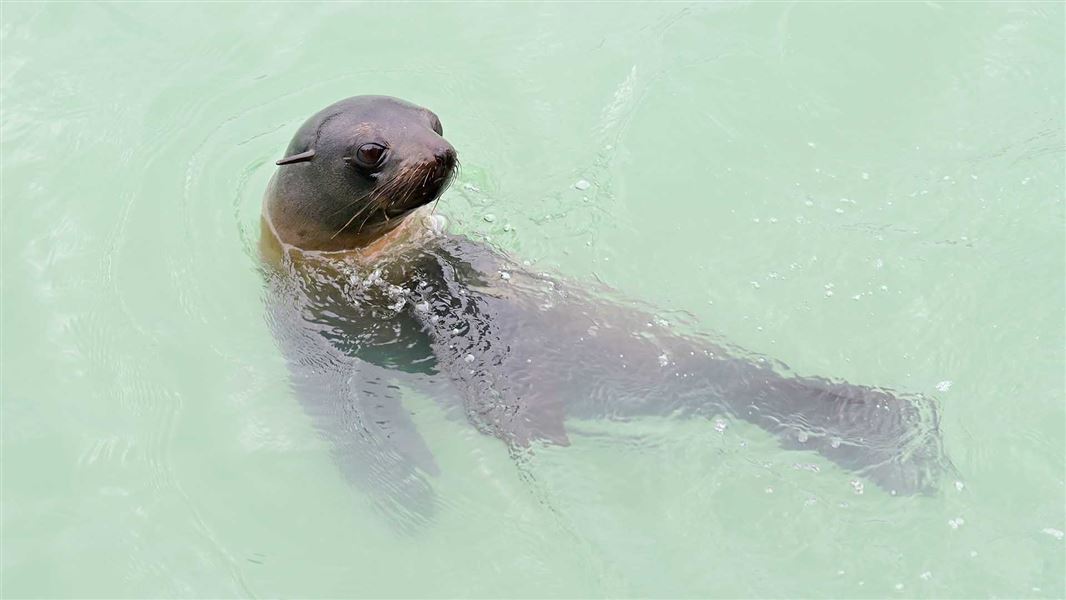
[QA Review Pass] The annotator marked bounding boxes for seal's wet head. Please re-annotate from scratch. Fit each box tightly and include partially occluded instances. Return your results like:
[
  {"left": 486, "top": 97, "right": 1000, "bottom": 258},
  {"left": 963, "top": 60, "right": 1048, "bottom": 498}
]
[{"left": 267, "top": 96, "right": 457, "bottom": 251}]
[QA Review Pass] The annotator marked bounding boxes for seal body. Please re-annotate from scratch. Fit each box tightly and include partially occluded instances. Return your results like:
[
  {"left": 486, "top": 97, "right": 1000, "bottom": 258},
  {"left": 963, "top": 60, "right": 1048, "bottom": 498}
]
[{"left": 262, "top": 96, "right": 951, "bottom": 524}]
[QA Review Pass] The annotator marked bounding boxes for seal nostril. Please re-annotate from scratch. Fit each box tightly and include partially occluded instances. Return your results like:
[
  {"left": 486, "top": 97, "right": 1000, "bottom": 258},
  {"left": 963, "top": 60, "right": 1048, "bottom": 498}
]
[{"left": 435, "top": 147, "right": 457, "bottom": 167}]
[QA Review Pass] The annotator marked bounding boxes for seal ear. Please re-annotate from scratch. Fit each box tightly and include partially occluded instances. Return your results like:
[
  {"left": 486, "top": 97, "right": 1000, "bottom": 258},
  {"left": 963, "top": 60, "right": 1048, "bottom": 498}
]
[{"left": 276, "top": 149, "right": 315, "bottom": 166}]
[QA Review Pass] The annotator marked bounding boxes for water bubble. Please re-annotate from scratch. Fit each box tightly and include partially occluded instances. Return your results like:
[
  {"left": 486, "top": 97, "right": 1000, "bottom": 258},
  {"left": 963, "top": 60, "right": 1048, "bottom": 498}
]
[
  {"left": 425, "top": 214, "right": 448, "bottom": 236},
  {"left": 850, "top": 480, "right": 864, "bottom": 495},
  {"left": 948, "top": 517, "right": 965, "bottom": 529},
  {"left": 364, "top": 269, "right": 383, "bottom": 286},
  {"left": 714, "top": 418, "right": 728, "bottom": 433},
  {"left": 483, "top": 214, "right": 496, "bottom": 223},
  {"left": 862, "top": 172, "right": 870, "bottom": 180},
  {"left": 920, "top": 571, "right": 932, "bottom": 580},
  {"left": 935, "top": 380, "right": 953, "bottom": 392},
  {"left": 796, "top": 431, "right": 809, "bottom": 443},
  {"left": 499, "top": 271, "right": 511, "bottom": 281},
  {"left": 658, "top": 354, "right": 669, "bottom": 367},
  {"left": 954, "top": 480, "right": 965, "bottom": 492},
  {"left": 574, "top": 179, "right": 591, "bottom": 191},
  {"left": 464, "top": 354, "right": 475, "bottom": 363},
  {"left": 1042, "top": 528, "right": 1064, "bottom": 541}
]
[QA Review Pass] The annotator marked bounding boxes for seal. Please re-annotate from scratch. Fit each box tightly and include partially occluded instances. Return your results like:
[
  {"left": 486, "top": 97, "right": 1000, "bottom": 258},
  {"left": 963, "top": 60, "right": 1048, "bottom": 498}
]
[{"left": 262, "top": 95, "right": 952, "bottom": 525}]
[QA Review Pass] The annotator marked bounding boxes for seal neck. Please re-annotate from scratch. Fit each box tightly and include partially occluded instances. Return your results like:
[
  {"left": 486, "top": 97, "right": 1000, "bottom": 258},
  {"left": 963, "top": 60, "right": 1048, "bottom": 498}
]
[{"left": 260, "top": 204, "right": 433, "bottom": 268}]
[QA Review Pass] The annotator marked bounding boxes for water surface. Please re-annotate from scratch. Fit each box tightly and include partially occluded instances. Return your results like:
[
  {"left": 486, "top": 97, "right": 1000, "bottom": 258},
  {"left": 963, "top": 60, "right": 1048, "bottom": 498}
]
[{"left": 3, "top": 3, "right": 1064, "bottom": 597}]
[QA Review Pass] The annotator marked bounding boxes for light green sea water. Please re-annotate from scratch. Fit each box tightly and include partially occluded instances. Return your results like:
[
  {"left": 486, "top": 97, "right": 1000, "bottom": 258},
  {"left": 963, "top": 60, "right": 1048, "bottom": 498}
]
[{"left": 2, "top": 2, "right": 1063, "bottom": 598}]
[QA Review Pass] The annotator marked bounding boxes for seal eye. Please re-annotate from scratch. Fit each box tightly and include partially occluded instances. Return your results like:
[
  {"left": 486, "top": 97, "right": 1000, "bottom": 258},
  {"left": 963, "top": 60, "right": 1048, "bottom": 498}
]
[{"left": 350, "top": 143, "right": 387, "bottom": 170}]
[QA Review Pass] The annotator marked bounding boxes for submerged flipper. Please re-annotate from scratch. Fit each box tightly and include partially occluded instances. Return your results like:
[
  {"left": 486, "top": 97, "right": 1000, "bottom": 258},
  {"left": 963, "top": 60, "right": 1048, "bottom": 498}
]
[
  {"left": 292, "top": 359, "right": 441, "bottom": 528},
  {"left": 726, "top": 373, "right": 949, "bottom": 494},
  {"left": 264, "top": 264, "right": 443, "bottom": 530}
]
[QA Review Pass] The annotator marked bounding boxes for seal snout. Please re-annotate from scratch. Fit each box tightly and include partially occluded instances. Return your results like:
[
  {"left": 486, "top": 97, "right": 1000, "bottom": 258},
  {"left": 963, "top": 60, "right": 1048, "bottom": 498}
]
[{"left": 379, "top": 143, "right": 457, "bottom": 217}]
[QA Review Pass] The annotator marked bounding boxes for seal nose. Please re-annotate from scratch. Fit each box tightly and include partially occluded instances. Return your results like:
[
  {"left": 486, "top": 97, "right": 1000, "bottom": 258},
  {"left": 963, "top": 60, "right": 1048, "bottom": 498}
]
[
  {"left": 429, "top": 145, "right": 457, "bottom": 182},
  {"left": 435, "top": 146, "right": 457, "bottom": 170}
]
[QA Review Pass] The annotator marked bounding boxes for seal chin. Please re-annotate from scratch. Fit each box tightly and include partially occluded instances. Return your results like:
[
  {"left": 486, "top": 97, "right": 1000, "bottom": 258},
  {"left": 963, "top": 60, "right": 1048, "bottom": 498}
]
[{"left": 385, "top": 205, "right": 422, "bottom": 219}]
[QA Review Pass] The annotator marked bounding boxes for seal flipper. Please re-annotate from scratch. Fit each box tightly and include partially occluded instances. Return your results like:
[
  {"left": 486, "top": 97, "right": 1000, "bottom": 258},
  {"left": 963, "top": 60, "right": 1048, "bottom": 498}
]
[
  {"left": 289, "top": 357, "right": 442, "bottom": 529},
  {"left": 400, "top": 240, "right": 572, "bottom": 449},
  {"left": 470, "top": 382, "right": 571, "bottom": 448},
  {"left": 265, "top": 268, "right": 443, "bottom": 529},
  {"left": 722, "top": 372, "right": 949, "bottom": 494}
]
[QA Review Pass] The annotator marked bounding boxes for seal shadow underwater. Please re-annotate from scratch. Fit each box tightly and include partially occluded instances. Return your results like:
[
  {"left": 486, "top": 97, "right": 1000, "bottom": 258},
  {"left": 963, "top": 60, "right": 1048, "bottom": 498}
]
[{"left": 260, "top": 96, "right": 953, "bottom": 526}]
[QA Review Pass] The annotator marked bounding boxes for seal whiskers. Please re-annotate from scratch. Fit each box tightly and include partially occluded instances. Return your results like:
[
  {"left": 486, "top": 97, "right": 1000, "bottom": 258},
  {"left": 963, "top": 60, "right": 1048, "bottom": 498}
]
[{"left": 330, "top": 192, "right": 377, "bottom": 239}]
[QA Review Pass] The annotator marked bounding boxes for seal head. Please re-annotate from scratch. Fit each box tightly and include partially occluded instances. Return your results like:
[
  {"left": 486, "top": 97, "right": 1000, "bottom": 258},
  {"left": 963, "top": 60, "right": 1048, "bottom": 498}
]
[{"left": 265, "top": 95, "right": 457, "bottom": 251}]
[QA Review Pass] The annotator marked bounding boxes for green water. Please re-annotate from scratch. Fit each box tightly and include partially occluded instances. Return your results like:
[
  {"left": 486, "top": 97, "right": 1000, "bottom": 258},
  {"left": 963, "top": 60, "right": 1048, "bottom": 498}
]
[{"left": 3, "top": 2, "right": 1063, "bottom": 598}]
